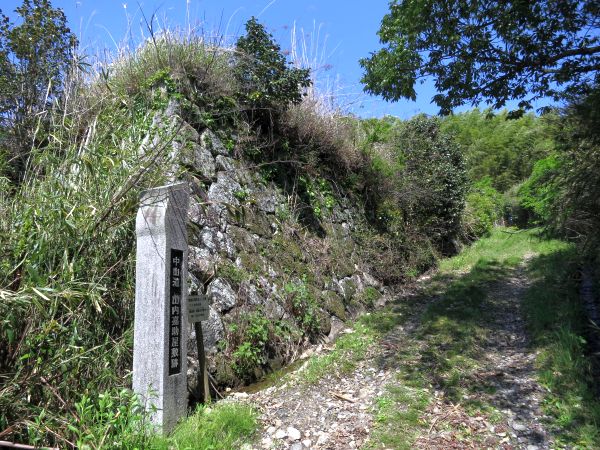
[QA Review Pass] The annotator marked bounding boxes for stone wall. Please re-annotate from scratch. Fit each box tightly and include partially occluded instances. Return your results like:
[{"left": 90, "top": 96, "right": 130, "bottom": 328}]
[{"left": 156, "top": 104, "right": 386, "bottom": 395}]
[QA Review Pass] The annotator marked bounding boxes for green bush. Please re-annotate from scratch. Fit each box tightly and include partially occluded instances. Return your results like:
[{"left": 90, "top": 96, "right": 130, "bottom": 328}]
[
  {"left": 462, "top": 177, "right": 505, "bottom": 239},
  {"left": 517, "top": 154, "right": 561, "bottom": 225},
  {"left": 231, "top": 313, "right": 270, "bottom": 379},
  {"left": 235, "top": 17, "right": 311, "bottom": 110},
  {"left": 284, "top": 275, "right": 319, "bottom": 333},
  {"left": 393, "top": 115, "right": 469, "bottom": 252}
]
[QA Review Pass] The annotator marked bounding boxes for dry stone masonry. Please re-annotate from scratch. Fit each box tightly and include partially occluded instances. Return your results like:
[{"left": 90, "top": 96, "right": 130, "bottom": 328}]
[{"left": 143, "top": 103, "right": 387, "bottom": 396}]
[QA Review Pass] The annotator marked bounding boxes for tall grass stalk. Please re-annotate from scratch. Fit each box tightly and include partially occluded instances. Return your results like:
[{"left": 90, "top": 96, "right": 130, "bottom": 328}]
[{"left": 0, "top": 24, "right": 237, "bottom": 446}]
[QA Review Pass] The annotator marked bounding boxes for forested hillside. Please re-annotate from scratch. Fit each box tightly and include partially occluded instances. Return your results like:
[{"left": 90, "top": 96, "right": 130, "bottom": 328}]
[{"left": 0, "top": 0, "right": 599, "bottom": 448}]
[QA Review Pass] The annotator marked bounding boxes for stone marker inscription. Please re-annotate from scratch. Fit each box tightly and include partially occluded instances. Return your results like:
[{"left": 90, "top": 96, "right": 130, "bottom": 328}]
[
  {"left": 133, "top": 182, "right": 189, "bottom": 433},
  {"left": 169, "top": 249, "right": 183, "bottom": 375}
]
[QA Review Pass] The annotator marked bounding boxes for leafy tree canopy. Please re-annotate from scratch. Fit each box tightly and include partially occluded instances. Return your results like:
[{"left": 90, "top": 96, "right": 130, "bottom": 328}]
[
  {"left": 0, "top": 0, "right": 78, "bottom": 181},
  {"left": 441, "top": 109, "right": 554, "bottom": 191},
  {"left": 0, "top": 0, "right": 77, "bottom": 123},
  {"left": 235, "top": 17, "right": 310, "bottom": 109},
  {"left": 360, "top": 0, "right": 600, "bottom": 114}
]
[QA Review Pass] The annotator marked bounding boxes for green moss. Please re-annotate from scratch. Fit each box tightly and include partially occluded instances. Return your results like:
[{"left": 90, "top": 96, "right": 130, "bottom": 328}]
[
  {"left": 218, "top": 261, "right": 250, "bottom": 287},
  {"left": 357, "top": 286, "right": 382, "bottom": 308},
  {"left": 240, "top": 207, "right": 272, "bottom": 237},
  {"left": 238, "top": 251, "right": 264, "bottom": 276},
  {"left": 227, "top": 225, "right": 257, "bottom": 253},
  {"left": 340, "top": 279, "right": 358, "bottom": 302},
  {"left": 263, "top": 234, "right": 311, "bottom": 279},
  {"left": 322, "top": 291, "right": 346, "bottom": 320}
]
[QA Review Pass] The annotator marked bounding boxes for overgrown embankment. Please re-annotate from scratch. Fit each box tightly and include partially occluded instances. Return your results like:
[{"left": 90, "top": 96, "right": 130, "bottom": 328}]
[{"left": 0, "top": 19, "right": 470, "bottom": 447}]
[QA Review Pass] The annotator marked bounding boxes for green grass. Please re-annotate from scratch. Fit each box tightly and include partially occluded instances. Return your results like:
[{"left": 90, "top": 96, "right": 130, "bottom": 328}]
[
  {"left": 523, "top": 247, "right": 600, "bottom": 448},
  {"left": 367, "top": 382, "right": 430, "bottom": 450},
  {"left": 152, "top": 402, "right": 257, "bottom": 450},
  {"left": 368, "top": 227, "right": 600, "bottom": 448},
  {"left": 301, "top": 322, "right": 377, "bottom": 384}
]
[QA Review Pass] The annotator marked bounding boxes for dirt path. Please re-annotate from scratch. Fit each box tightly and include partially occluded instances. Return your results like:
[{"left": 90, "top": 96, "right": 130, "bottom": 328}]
[
  {"left": 412, "top": 261, "right": 553, "bottom": 449},
  {"left": 236, "top": 260, "right": 554, "bottom": 449}
]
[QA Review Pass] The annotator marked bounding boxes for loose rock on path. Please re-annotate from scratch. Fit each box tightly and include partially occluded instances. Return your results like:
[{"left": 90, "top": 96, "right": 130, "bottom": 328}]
[{"left": 231, "top": 259, "right": 555, "bottom": 449}]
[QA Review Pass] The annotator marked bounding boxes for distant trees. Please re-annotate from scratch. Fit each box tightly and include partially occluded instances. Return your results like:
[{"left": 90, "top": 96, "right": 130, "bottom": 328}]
[
  {"left": 0, "top": 0, "right": 78, "bottom": 182},
  {"left": 545, "top": 89, "right": 600, "bottom": 249},
  {"left": 440, "top": 109, "right": 554, "bottom": 192},
  {"left": 361, "top": 0, "right": 600, "bottom": 114}
]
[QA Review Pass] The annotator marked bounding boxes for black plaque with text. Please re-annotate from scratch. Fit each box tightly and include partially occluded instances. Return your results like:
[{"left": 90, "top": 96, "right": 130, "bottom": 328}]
[{"left": 168, "top": 249, "right": 183, "bottom": 375}]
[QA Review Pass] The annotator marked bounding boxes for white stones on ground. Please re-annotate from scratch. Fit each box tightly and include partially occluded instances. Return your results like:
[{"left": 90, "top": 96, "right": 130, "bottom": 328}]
[
  {"left": 512, "top": 421, "right": 528, "bottom": 432},
  {"left": 287, "top": 426, "right": 301, "bottom": 441},
  {"left": 302, "top": 439, "right": 312, "bottom": 448},
  {"left": 207, "top": 278, "right": 237, "bottom": 313},
  {"left": 289, "top": 443, "right": 304, "bottom": 450},
  {"left": 273, "top": 429, "right": 287, "bottom": 440},
  {"left": 316, "top": 433, "right": 329, "bottom": 445}
]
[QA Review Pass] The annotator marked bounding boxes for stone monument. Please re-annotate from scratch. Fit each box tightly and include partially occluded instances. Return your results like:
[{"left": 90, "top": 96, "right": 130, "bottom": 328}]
[{"left": 133, "top": 182, "right": 189, "bottom": 433}]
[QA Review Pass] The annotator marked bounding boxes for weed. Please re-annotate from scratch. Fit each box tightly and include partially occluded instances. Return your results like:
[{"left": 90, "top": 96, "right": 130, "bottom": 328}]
[
  {"left": 302, "top": 323, "right": 375, "bottom": 384},
  {"left": 66, "top": 389, "right": 151, "bottom": 450},
  {"left": 152, "top": 402, "right": 257, "bottom": 450},
  {"left": 284, "top": 275, "right": 319, "bottom": 333},
  {"left": 523, "top": 245, "right": 600, "bottom": 447},
  {"left": 231, "top": 313, "right": 270, "bottom": 379},
  {"left": 218, "top": 261, "right": 250, "bottom": 287}
]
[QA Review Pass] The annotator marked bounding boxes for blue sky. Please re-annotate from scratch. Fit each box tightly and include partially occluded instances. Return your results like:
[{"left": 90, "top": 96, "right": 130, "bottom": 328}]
[{"left": 2, "top": 0, "right": 553, "bottom": 118}]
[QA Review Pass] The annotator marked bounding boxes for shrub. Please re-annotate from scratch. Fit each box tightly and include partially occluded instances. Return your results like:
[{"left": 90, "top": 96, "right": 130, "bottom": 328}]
[
  {"left": 462, "top": 177, "right": 505, "bottom": 239},
  {"left": 235, "top": 17, "right": 311, "bottom": 111},
  {"left": 392, "top": 115, "right": 468, "bottom": 252},
  {"left": 517, "top": 154, "right": 561, "bottom": 225}
]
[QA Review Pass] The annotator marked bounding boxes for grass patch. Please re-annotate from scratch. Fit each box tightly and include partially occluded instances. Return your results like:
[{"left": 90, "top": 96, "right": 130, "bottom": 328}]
[
  {"left": 301, "top": 322, "right": 376, "bottom": 384},
  {"left": 523, "top": 246, "right": 600, "bottom": 447},
  {"left": 368, "top": 383, "right": 430, "bottom": 450},
  {"left": 152, "top": 402, "right": 257, "bottom": 450}
]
